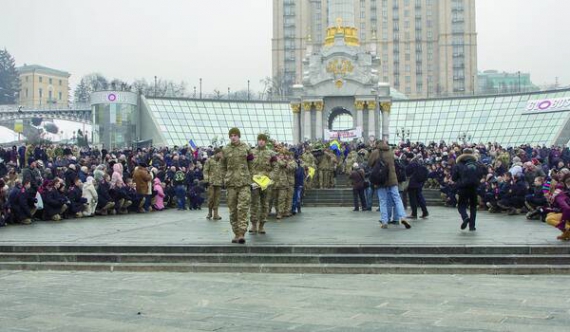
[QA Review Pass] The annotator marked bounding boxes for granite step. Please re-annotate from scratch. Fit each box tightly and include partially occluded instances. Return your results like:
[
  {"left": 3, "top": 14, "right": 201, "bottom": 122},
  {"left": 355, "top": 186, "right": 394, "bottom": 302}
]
[{"left": 1, "top": 261, "right": 569, "bottom": 275}]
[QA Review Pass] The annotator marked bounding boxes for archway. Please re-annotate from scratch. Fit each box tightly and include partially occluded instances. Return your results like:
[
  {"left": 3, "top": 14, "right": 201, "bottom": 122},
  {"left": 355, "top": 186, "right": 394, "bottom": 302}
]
[{"left": 328, "top": 107, "right": 354, "bottom": 131}]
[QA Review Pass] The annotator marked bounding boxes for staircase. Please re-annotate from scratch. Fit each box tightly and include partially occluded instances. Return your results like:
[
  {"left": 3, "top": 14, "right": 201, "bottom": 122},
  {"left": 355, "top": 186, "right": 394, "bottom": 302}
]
[
  {"left": 220, "top": 174, "right": 444, "bottom": 207},
  {"left": 1, "top": 245, "right": 569, "bottom": 274}
]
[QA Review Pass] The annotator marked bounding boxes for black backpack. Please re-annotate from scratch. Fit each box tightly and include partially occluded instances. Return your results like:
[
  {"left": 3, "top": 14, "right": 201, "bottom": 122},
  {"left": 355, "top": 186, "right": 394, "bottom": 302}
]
[
  {"left": 460, "top": 160, "right": 483, "bottom": 186},
  {"left": 415, "top": 164, "right": 429, "bottom": 183},
  {"left": 369, "top": 157, "right": 389, "bottom": 186},
  {"left": 395, "top": 160, "right": 407, "bottom": 183}
]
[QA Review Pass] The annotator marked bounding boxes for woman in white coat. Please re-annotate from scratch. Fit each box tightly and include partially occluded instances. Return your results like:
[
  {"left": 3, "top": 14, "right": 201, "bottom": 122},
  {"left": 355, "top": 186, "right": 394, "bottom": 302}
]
[{"left": 82, "top": 176, "right": 98, "bottom": 217}]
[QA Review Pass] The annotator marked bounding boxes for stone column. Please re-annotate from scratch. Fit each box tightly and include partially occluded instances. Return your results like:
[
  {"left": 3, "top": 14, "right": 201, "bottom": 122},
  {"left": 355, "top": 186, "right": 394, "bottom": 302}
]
[
  {"left": 368, "top": 101, "right": 377, "bottom": 140},
  {"left": 313, "top": 102, "right": 323, "bottom": 140},
  {"left": 380, "top": 102, "right": 392, "bottom": 142},
  {"left": 290, "top": 103, "right": 301, "bottom": 144},
  {"left": 303, "top": 108, "right": 311, "bottom": 142},
  {"left": 355, "top": 100, "right": 365, "bottom": 136}
]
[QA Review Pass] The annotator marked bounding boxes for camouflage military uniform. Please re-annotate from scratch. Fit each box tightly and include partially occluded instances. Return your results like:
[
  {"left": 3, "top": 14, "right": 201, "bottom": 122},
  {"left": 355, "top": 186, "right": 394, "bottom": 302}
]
[
  {"left": 203, "top": 155, "right": 224, "bottom": 220},
  {"left": 345, "top": 150, "right": 358, "bottom": 175},
  {"left": 319, "top": 150, "right": 336, "bottom": 188},
  {"left": 285, "top": 155, "right": 296, "bottom": 217},
  {"left": 222, "top": 141, "right": 252, "bottom": 238},
  {"left": 271, "top": 154, "right": 289, "bottom": 219},
  {"left": 250, "top": 145, "right": 275, "bottom": 232},
  {"left": 301, "top": 151, "right": 317, "bottom": 190}
]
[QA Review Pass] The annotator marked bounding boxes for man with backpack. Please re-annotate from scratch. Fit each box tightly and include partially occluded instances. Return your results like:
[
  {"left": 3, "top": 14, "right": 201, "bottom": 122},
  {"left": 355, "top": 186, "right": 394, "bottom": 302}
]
[
  {"left": 452, "top": 148, "right": 486, "bottom": 231},
  {"left": 368, "top": 140, "right": 411, "bottom": 230},
  {"left": 405, "top": 154, "right": 429, "bottom": 219}
]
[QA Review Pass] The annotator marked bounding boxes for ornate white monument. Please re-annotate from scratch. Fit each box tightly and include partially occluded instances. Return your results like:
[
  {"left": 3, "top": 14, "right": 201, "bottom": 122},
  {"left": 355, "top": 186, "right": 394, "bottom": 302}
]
[{"left": 290, "top": 0, "right": 392, "bottom": 143}]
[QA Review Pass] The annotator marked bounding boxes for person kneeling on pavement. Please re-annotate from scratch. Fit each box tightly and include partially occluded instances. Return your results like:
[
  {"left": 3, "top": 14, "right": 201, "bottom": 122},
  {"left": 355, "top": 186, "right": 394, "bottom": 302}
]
[{"left": 42, "top": 179, "right": 69, "bottom": 221}]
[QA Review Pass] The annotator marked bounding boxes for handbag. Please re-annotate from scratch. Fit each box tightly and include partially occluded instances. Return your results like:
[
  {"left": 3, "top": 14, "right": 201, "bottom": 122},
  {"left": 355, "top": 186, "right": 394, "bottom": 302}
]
[{"left": 35, "top": 191, "right": 44, "bottom": 210}]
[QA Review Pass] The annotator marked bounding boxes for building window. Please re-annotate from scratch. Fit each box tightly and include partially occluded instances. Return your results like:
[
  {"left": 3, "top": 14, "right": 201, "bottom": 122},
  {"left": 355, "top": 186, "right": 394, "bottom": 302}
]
[
  {"left": 49, "top": 78, "right": 53, "bottom": 84},
  {"left": 59, "top": 79, "right": 62, "bottom": 86},
  {"left": 25, "top": 88, "right": 28, "bottom": 97},
  {"left": 25, "top": 76, "right": 29, "bottom": 82},
  {"left": 39, "top": 88, "right": 43, "bottom": 98},
  {"left": 49, "top": 90, "right": 52, "bottom": 100},
  {"left": 39, "top": 76, "right": 43, "bottom": 83},
  {"left": 59, "top": 92, "right": 62, "bottom": 101}
]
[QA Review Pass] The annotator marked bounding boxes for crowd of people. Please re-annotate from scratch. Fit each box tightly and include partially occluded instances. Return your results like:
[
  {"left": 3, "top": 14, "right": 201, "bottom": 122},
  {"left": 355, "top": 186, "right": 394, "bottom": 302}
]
[{"left": 1, "top": 130, "right": 570, "bottom": 242}]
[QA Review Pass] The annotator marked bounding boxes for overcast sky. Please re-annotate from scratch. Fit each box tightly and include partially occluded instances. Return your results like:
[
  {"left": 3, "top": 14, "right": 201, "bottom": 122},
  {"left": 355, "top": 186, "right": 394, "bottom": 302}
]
[{"left": 1, "top": 0, "right": 569, "bottom": 94}]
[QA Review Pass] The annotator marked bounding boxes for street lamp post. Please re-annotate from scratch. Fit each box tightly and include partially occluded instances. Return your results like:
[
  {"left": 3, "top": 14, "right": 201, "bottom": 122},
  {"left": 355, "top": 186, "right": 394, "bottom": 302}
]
[
  {"left": 517, "top": 71, "right": 521, "bottom": 92},
  {"left": 458, "top": 132, "right": 472, "bottom": 145},
  {"left": 247, "top": 80, "right": 250, "bottom": 100},
  {"left": 396, "top": 128, "right": 411, "bottom": 142},
  {"left": 228, "top": 87, "right": 231, "bottom": 99},
  {"left": 154, "top": 76, "right": 158, "bottom": 97},
  {"left": 199, "top": 78, "right": 202, "bottom": 99}
]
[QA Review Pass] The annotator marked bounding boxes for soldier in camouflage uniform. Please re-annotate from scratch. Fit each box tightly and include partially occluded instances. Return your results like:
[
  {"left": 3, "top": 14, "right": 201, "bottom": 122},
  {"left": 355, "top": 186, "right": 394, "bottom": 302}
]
[
  {"left": 249, "top": 133, "right": 275, "bottom": 234},
  {"left": 203, "top": 148, "right": 224, "bottom": 220},
  {"left": 271, "top": 150, "right": 289, "bottom": 220},
  {"left": 285, "top": 152, "right": 297, "bottom": 217},
  {"left": 221, "top": 128, "right": 252, "bottom": 244},
  {"left": 301, "top": 149, "right": 317, "bottom": 190},
  {"left": 345, "top": 149, "right": 358, "bottom": 175},
  {"left": 320, "top": 149, "right": 336, "bottom": 188}
]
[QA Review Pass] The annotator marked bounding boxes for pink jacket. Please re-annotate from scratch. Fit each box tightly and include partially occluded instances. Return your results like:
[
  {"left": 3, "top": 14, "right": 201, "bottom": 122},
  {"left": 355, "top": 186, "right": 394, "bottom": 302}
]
[
  {"left": 111, "top": 163, "right": 125, "bottom": 189},
  {"left": 153, "top": 178, "right": 165, "bottom": 210}
]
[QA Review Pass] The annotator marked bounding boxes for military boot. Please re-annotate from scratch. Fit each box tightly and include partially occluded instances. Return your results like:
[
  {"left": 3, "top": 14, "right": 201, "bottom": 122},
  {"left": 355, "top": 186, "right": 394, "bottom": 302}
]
[
  {"left": 258, "top": 222, "right": 266, "bottom": 234},
  {"left": 249, "top": 222, "right": 258, "bottom": 233},
  {"left": 213, "top": 208, "right": 222, "bottom": 220},
  {"left": 206, "top": 208, "right": 213, "bottom": 220}
]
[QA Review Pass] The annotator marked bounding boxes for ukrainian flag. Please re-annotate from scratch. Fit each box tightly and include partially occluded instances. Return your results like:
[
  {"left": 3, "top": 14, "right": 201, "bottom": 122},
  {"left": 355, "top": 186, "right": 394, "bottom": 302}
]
[{"left": 329, "top": 140, "right": 341, "bottom": 156}]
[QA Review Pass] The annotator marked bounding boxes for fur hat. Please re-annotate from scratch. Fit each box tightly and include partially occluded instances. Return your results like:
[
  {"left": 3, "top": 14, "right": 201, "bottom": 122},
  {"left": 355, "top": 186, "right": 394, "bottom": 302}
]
[
  {"left": 257, "top": 133, "right": 268, "bottom": 142},
  {"left": 463, "top": 148, "right": 474, "bottom": 154},
  {"left": 228, "top": 127, "right": 241, "bottom": 138}
]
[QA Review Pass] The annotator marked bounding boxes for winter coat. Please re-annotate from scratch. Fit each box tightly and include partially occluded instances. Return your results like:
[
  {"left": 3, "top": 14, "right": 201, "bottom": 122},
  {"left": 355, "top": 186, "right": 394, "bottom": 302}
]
[
  {"left": 368, "top": 142, "right": 398, "bottom": 188},
  {"left": 82, "top": 180, "right": 98, "bottom": 214},
  {"left": 153, "top": 178, "right": 165, "bottom": 210},
  {"left": 97, "top": 181, "right": 113, "bottom": 208},
  {"left": 22, "top": 167, "right": 43, "bottom": 192},
  {"left": 349, "top": 168, "right": 366, "bottom": 190},
  {"left": 452, "top": 153, "right": 485, "bottom": 190},
  {"left": 133, "top": 166, "right": 152, "bottom": 195},
  {"left": 111, "top": 163, "right": 125, "bottom": 189},
  {"left": 67, "top": 184, "right": 87, "bottom": 214},
  {"left": 8, "top": 185, "right": 34, "bottom": 220},
  {"left": 405, "top": 160, "right": 425, "bottom": 189},
  {"left": 42, "top": 188, "right": 66, "bottom": 219}
]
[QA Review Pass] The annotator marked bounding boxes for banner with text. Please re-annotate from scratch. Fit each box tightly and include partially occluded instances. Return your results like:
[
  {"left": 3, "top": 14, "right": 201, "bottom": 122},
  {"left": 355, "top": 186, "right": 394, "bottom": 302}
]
[
  {"left": 324, "top": 127, "right": 363, "bottom": 141},
  {"left": 524, "top": 97, "right": 570, "bottom": 114}
]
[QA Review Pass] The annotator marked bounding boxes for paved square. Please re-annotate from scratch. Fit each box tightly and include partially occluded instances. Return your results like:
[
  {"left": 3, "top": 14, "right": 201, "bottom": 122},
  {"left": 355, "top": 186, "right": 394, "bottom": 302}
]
[{"left": 0, "top": 206, "right": 567, "bottom": 246}]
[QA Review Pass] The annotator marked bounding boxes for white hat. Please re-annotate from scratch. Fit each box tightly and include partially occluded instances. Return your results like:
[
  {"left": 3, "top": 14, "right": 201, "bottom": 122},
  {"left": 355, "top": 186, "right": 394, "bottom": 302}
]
[{"left": 353, "top": 162, "right": 359, "bottom": 168}]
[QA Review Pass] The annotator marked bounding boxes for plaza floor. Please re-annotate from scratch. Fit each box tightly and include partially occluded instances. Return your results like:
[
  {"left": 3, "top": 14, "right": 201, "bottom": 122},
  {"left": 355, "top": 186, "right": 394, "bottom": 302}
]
[
  {"left": 2, "top": 207, "right": 569, "bottom": 331},
  {"left": 0, "top": 206, "right": 566, "bottom": 246},
  {"left": 1, "top": 271, "right": 570, "bottom": 332}
]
